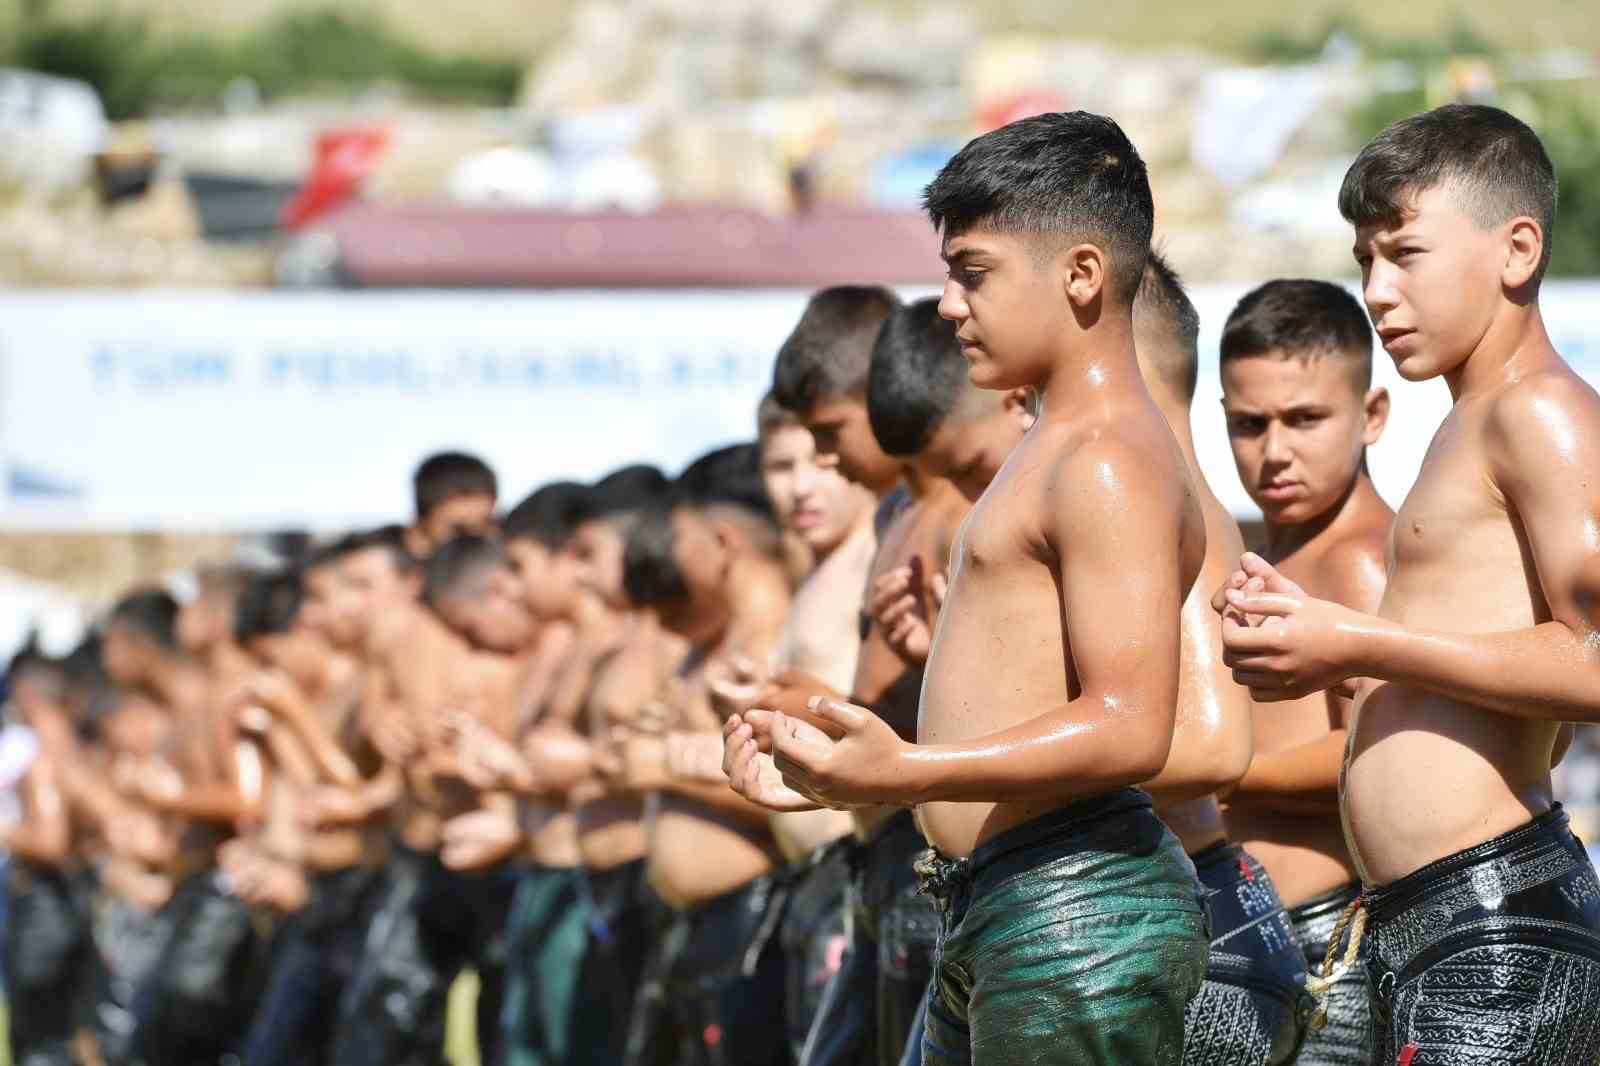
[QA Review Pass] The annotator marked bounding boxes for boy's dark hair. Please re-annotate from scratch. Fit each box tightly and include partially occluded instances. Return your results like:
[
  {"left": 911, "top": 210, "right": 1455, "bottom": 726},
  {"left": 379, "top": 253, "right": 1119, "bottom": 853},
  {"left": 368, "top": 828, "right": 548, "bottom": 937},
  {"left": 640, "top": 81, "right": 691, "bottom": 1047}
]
[
  {"left": 623, "top": 444, "right": 781, "bottom": 609},
  {"left": 756, "top": 391, "right": 802, "bottom": 443},
  {"left": 923, "top": 111, "right": 1154, "bottom": 302},
  {"left": 61, "top": 633, "right": 106, "bottom": 694},
  {"left": 620, "top": 504, "right": 687, "bottom": 609},
  {"left": 771, "top": 286, "right": 901, "bottom": 413},
  {"left": 1133, "top": 250, "right": 1202, "bottom": 402},
  {"left": 61, "top": 634, "right": 112, "bottom": 739},
  {"left": 193, "top": 562, "right": 255, "bottom": 607},
  {"left": 107, "top": 589, "right": 180, "bottom": 651},
  {"left": 413, "top": 451, "right": 498, "bottom": 519},
  {"left": 1339, "top": 103, "right": 1557, "bottom": 281},
  {"left": 340, "top": 525, "right": 420, "bottom": 573},
  {"left": 299, "top": 538, "right": 347, "bottom": 574},
  {"left": 569, "top": 465, "right": 670, "bottom": 528},
  {"left": 1221, "top": 279, "right": 1374, "bottom": 388},
  {"left": 6, "top": 634, "right": 61, "bottom": 689},
  {"left": 673, "top": 443, "right": 774, "bottom": 519},
  {"left": 503, "top": 481, "right": 590, "bottom": 550},
  {"left": 866, "top": 297, "right": 968, "bottom": 457},
  {"left": 234, "top": 572, "right": 303, "bottom": 645},
  {"left": 422, "top": 535, "right": 506, "bottom": 608}
]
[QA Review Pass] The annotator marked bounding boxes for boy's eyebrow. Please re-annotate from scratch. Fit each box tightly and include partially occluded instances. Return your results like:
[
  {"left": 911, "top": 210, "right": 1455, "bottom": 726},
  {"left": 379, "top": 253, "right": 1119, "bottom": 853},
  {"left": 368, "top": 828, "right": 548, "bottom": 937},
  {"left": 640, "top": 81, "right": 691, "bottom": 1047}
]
[{"left": 940, "top": 245, "right": 979, "bottom": 266}]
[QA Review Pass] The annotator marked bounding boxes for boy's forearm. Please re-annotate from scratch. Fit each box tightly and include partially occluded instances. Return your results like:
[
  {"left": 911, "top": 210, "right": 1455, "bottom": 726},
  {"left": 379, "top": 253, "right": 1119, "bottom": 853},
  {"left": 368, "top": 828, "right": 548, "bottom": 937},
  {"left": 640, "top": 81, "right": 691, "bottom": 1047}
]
[
  {"left": 897, "top": 697, "right": 1174, "bottom": 805},
  {"left": 154, "top": 783, "right": 257, "bottom": 823},
  {"left": 270, "top": 695, "right": 362, "bottom": 786},
  {"left": 1357, "top": 619, "right": 1600, "bottom": 722},
  {"left": 1227, "top": 732, "right": 1345, "bottom": 813}
]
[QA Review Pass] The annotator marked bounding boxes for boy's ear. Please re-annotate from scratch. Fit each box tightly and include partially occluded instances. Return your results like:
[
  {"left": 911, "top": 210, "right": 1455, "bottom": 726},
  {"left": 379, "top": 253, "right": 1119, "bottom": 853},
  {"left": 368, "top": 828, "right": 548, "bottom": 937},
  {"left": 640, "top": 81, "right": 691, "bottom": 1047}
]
[
  {"left": 1362, "top": 386, "right": 1391, "bottom": 446},
  {"left": 1060, "top": 243, "right": 1108, "bottom": 309},
  {"left": 1501, "top": 216, "right": 1543, "bottom": 291},
  {"left": 1003, "top": 388, "right": 1036, "bottom": 432}
]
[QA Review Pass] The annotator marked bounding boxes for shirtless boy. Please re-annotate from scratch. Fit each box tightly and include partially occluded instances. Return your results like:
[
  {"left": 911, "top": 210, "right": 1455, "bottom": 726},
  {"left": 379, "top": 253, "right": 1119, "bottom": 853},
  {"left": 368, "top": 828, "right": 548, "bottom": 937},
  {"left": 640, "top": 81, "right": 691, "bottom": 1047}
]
[
  {"left": 228, "top": 566, "right": 386, "bottom": 1066},
  {"left": 100, "top": 589, "right": 266, "bottom": 1066},
  {"left": 668, "top": 395, "right": 873, "bottom": 1058},
  {"left": 537, "top": 465, "right": 683, "bottom": 1046},
  {"left": 614, "top": 444, "right": 794, "bottom": 1066},
  {"left": 462, "top": 480, "right": 613, "bottom": 1066},
  {"left": 731, "top": 112, "right": 1210, "bottom": 1064},
  {"left": 823, "top": 270, "right": 1295, "bottom": 1065},
  {"left": 330, "top": 535, "right": 535, "bottom": 1066},
  {"left": 772, "top": 286, "right": 907, "bottom": 501},
  {"left": 766, "top": 293, "right": 970, "bottom": 1066},
  {"left": 1220, "top": 104, "right": 1600, "bottom": 1061},
  {"left": 1215, "top": 278, "right": 1392, "bottom": 1065},
  {"left": 1129, "top": 257, "right": 1308, "bottom": 1065},
  {"left": 2, "top": 644, "right": 101, "bottom": 1066},
  {"left": 406, "top": 450, "right": 499, "bottom": 559}
]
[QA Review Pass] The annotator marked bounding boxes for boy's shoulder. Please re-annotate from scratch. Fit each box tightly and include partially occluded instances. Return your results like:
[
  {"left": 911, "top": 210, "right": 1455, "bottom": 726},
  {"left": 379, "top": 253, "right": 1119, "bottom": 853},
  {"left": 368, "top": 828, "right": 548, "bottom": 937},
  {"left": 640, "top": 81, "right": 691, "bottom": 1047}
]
[
  {"left": 1483, "top": 361, "right": 1600, "bottom": 481},
  {"left": 1308, "top": 522, "right": 1391, "bottom": 608}
]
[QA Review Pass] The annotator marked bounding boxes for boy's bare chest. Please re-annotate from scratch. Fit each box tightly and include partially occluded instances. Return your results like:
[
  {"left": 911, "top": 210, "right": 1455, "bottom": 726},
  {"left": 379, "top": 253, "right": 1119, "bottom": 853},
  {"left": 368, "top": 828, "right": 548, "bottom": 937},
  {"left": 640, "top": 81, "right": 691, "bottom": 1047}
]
[
  {"left": 952, "top": 480, "right": 1037, "bottom": 581},
  {"left": 1391, "top": 414, "right": 1503, "bottom": 572},
  {"left": 1386, "top": 413, "right": 1532, "bottom": 628}
]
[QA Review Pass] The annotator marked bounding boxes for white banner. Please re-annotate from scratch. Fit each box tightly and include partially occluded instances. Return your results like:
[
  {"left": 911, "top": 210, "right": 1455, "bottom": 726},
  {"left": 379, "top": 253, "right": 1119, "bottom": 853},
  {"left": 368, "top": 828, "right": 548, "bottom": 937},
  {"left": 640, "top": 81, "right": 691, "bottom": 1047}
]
[{"left": 1, "top": 283, "right": 1598, "bottom": 530}]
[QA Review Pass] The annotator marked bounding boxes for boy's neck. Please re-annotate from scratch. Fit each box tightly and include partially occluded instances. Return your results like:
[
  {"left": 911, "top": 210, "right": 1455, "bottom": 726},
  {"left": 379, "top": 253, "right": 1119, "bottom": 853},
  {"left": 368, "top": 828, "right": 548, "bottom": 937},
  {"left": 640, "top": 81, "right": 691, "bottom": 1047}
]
[
  {"left": 713, "top": 552, "right": 789, "bottom": 650},
  {"left": 1264, "top": 471, "right": 1386, "bottom": 559},
  {"left": 813, "top": 497, "right": 875, "bottom": 567},
  {"left": 150, "top": 654, "right": 208, "bottom": 710},
  {"left": 902, "top": 464, "right": 938, "bottom": 501},
  {"left": 1035, "top": 319, "right": 1145, "bottom": 421},
  {"left": 1445, "top": 296, "right": 1558, "bottom": 402},
  {"left": 209, "top": 640, "right": 255, "bottom": 680}
]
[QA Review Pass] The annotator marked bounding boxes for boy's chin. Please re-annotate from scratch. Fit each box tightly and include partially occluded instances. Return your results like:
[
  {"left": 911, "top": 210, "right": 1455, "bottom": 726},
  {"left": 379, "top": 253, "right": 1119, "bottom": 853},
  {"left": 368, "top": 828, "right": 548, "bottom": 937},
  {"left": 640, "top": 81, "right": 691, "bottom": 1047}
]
[
  {"left": 967, "top": 362, "right": 1027, "bottom": 391},
  {"left": 1392, "top": 350, "right": 1456, "bottom": 382}
]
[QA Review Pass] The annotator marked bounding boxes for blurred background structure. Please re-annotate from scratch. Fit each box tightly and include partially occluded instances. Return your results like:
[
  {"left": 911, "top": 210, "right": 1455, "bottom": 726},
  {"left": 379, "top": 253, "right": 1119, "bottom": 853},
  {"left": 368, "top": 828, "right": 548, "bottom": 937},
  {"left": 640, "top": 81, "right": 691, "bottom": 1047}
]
[
  {"left": 2, "top": 0, "right": 1596, "bottom": 620},
  {"left": 1, "top": 2, "right": 1599, "bottom": 1061}
]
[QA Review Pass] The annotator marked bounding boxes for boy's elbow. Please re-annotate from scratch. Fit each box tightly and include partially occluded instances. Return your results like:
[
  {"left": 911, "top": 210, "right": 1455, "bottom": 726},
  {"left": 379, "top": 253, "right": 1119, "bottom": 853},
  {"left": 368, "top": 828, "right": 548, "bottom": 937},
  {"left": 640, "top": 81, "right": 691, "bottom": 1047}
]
[{"left": 1120, "top": 728, "right": 1175, "bottom": 787}]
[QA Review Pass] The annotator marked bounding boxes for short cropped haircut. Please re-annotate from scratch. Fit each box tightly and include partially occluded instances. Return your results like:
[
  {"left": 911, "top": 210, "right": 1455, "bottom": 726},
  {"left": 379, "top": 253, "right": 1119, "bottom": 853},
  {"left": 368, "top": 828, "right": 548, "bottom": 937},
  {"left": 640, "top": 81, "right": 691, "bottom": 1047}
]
[
  {"left": 673, "top": 443, "right": 774, "bottom": 519},
  {"left": 570, "top": 464, "right": 670, "bottom": 527},
  {"left": 1339, "top": 103, "right": 1558, "bottom": 281},
  {"left": 192, "top": 562, "right": 254, "bottom": 607},
  {"left": 622, "top": 444, "right": 780, "bottom": 609},
  {"left": 866, "top": 297, "right": 968, "bottom": 457},
  {"left": 234, "top": 572, "right": 303, "bottom": 644},
  {"left": 620, "top": 504, "right": 686, "bottom": 609},
  {"left": 923, "top": 111, "right": 1154, "bottom": 302},
  {"left": 413, "top": 451, "right": 498, "bottom": 519},
  {"left": 107, "top": 589, "right": 180, "bottom": 651},
  {"left": 1220, "top": 280, "right": 1374, "bottom": 388},
  {"left": 6, "top": 634, "right": 60, "bottom": 689},
  {"left": 61, "top": 634, "right": 106, "bottom": 694},
  {"left": 503, "top": 481, "right": 589, "bottom": 550},
  {"left": 340, "top": 525, "right": 420, "bottom": 574},
  {"left": 1133, "top": 250, "right": 1202, "bottom": 402},
  {"left": 756, "top": 391, "right": 802, "bottom": 444},
  {"left": 422, "top": 534, "right": 506, "bottom": 608},
  {"left": 771, "top": 286, "right": 901, "bottom": 413}
]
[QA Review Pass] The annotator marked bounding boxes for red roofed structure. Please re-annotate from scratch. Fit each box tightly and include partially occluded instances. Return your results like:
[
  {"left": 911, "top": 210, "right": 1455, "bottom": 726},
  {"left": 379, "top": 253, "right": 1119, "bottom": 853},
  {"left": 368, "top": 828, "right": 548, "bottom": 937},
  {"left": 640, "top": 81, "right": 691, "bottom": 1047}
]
[{"left": 323, "top": 204, "right": 945, "bottom": 289}]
